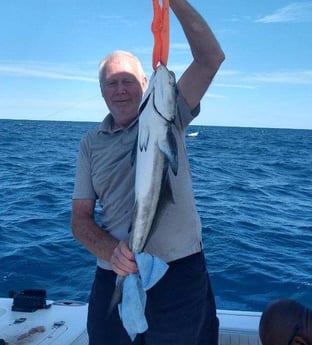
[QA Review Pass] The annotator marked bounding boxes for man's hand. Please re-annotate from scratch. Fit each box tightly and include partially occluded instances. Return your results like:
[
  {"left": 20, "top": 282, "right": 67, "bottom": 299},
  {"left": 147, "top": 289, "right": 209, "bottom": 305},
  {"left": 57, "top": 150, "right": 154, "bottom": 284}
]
[{"left": 110, "top": 241, "right": 138, "bottom": 276}]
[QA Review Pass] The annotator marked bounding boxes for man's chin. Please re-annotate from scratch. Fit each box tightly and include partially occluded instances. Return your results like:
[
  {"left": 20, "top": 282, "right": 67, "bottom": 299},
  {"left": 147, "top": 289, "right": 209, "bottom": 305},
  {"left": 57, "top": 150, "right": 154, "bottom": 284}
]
[{"left": 112, "top": 113, "right": 138, "bottom": 127}]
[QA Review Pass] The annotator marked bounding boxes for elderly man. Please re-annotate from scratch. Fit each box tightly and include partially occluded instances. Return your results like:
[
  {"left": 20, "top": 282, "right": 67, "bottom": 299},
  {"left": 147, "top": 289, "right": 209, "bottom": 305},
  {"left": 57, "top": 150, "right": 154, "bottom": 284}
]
[{"left": 72, "top": 0, "right": 225, "bottom": 344}]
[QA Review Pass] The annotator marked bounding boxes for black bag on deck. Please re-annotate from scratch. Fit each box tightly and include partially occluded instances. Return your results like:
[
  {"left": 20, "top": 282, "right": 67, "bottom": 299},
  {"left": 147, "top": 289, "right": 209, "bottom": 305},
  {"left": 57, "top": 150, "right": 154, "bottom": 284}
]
[{"left": 11, "top": 289, "right": 50, "bottom": 312}]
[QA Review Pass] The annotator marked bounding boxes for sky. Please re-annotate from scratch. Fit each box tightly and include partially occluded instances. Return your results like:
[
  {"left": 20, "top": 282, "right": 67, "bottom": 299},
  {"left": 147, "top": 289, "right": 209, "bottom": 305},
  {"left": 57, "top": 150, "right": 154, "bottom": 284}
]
[{"left": 0, "top": 0, "right": 311, "bottom": 129}]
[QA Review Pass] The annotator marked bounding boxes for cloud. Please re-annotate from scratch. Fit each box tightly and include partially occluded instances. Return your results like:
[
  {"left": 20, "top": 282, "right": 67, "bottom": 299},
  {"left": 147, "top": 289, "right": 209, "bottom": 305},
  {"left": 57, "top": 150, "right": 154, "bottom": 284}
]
[
  {"left": 217, "top": 69, "right": 312, "bottom": 87},
  {"left": 256, "top": 2, "right": 312, "bottom": 23},
  {"left": 97, "top": 15, "right": 136, "bottom": 28},
  {"left": 247, "top": 70, "right": 312, "bottom": 84},
  {"left": 205, "top": 93, "right": 226, "bottom": 99},
  {"left": 0, "top": 94, "right": 105, "bottom": 122},
  {"left": 218, "top": 70, "right": 242, "bottom": 77},
  {"left": 215, "top": 83, "right": 256, "bottom": 90},
  {"left": 170, "top": 43, "right": 189, "bottom": 51},
  {"left": 0, "top": 63, "right": 98, "bottom": 83}
]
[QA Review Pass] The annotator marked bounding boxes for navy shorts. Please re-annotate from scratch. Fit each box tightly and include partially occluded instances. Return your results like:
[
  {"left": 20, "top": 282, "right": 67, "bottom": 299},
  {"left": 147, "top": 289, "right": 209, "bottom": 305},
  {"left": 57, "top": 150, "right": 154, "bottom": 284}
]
[{"left": 87, "top": 252, "right": 219, "bottom": 345}]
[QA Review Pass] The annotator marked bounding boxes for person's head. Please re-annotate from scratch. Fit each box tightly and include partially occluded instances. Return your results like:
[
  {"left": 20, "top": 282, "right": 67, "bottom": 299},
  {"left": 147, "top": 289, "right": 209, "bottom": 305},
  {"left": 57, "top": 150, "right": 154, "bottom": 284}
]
[
  {"left": 259, "top": 299, "right": 312, "bottom": 345},
  {"left": 99, "top": 50, "right": 148, "bottom": 129}
]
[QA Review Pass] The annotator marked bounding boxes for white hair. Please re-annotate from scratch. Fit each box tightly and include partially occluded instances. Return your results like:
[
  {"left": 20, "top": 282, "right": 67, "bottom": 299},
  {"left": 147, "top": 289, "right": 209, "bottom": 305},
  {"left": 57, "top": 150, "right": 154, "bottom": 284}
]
[{"left": 98, "top": 50, "right": 146, "bottom": 84}]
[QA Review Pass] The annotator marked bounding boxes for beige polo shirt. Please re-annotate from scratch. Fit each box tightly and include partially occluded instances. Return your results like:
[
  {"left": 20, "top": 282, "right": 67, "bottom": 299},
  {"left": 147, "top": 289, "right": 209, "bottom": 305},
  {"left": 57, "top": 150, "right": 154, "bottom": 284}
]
[{"left": 73, "top": 91, "right": 202, "bottom": 270}]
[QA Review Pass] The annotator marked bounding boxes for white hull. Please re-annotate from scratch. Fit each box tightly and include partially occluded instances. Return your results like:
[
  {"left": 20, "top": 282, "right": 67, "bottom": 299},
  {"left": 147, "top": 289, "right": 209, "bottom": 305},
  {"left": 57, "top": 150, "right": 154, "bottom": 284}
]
[
  {"left": 217, "top": 309, "right": 262, "bottom": 345},
  {"left": 0, "top": 298, "right": 88, "bottom": 345},
  {"left": 1, "top": 298, "right": 261, "bottom": 345}
]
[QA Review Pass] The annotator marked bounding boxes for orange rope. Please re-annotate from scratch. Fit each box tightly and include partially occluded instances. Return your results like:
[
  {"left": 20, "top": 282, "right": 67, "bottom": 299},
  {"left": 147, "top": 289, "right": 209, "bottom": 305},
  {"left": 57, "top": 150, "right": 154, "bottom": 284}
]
[{"left": 151, "top": 0, "right": 169, "bottom": 70}]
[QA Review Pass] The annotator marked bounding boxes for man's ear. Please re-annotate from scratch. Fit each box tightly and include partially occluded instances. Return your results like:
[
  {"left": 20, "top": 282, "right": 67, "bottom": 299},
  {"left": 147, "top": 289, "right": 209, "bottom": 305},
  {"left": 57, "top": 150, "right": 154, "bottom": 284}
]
[
  {"left": 142, "top": 76, "right": 148, "bottom": 93},
  {"left": 291, "top": 335, "right": 309, "bottom": 345},
  {"left": 100, "top": 84, "right": 105, "bottom": 98}
]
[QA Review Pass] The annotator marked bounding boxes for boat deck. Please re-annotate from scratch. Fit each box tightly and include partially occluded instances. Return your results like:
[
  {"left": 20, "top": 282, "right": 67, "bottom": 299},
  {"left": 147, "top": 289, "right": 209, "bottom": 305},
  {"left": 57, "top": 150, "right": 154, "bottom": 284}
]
[
  {"left": 218, "top": 309, "right": 262, "bottom": 345},
  {"left": 1, "top": 298, "right": 262, "bottom": 344}
]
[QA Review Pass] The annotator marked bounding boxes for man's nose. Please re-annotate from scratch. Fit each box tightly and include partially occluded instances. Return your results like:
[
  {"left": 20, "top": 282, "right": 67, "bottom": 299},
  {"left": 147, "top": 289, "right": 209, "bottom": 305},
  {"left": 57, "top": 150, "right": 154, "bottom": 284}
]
[{"left": 115, "top": 82, "right": 127, "bottom": 93}]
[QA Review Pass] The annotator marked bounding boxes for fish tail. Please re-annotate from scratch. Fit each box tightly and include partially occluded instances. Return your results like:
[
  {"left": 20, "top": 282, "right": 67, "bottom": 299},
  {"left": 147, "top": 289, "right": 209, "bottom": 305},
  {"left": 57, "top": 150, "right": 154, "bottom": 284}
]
[{"left": 107, "top": 275, "right": 125, "bottom": 317}]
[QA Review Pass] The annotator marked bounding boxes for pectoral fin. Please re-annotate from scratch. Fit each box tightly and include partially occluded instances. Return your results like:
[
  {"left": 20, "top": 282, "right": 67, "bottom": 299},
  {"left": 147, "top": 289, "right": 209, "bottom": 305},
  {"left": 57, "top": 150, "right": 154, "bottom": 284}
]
[
  {"left": 139, "top": 126, "right": 150, "bottom": 152},
  {"left": 130, "top": 135, "right": 138, "bottom": 166},
  {"left": 159, "top": 125, "right": 178, "bottom": 176}
]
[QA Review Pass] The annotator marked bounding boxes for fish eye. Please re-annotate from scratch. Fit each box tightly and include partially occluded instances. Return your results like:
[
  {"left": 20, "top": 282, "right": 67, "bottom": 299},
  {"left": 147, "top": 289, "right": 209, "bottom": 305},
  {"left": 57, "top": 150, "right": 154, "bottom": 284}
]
[
  {"left": 175, "top": 87, "right": 179, "bottom": 96},
  {"left": 170, "top": 79, "right": 176, "bottom": 87},
  {"left": 168, "top": 71, "right": 176, "bottom": 85}
]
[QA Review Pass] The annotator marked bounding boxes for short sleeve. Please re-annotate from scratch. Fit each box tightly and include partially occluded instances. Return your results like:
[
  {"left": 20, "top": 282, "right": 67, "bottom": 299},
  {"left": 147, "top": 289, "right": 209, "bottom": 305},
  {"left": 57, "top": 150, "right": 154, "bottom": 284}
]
[
  {"left": 174, "top": 89, "right": 201, "bottom": 131},
  {"left": 72, "top": 135, "right": 97, "bottom": 200}
]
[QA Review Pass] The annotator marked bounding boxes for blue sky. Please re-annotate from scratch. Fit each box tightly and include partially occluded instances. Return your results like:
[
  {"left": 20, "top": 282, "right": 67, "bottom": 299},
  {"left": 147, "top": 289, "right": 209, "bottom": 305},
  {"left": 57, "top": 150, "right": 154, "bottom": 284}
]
[{"left": 1, "top": 0, "right": 311, "bottom": 129}]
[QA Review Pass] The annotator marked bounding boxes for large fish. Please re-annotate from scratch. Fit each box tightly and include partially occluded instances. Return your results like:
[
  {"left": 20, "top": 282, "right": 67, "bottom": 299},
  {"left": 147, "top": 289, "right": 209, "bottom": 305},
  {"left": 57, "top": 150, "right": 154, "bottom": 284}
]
[
  {"left": 129, "top": 63, "right": 178, "bottom": 252},
  {"left": 109, "top": 64, "right": 178, "bottom": 313}
]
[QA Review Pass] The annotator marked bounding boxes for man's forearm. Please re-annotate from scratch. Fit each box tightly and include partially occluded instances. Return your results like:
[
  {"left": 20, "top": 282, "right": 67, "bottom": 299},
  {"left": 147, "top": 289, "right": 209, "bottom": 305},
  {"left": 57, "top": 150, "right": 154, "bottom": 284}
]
[
  {"left": 72, "top": 216, "right": 119, "bottom": 262},
  {"left": 169, "top": 0, "right": 225, "bottom": 67}
]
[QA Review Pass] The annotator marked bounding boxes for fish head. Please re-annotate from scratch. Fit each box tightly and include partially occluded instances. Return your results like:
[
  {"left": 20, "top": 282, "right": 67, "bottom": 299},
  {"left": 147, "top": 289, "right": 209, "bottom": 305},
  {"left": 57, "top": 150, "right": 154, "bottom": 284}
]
[
  {"left": 138, "top": 70, "right": 156, "bottom": 115},
  {"left": 153, "top": 64, "right": 177, "bottom": 122}
]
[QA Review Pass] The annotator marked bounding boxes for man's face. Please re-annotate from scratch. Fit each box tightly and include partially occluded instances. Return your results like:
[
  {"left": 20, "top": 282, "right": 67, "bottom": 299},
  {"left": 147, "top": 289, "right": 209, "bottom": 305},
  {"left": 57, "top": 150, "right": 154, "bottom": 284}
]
[{"left": 100, "top": 57, "right": 147, "bottom": 129}]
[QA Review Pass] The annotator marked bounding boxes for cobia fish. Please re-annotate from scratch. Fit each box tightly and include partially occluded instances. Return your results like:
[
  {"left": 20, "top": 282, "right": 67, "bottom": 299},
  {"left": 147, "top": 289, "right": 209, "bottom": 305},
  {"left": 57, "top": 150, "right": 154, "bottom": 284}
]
[
  {"left": 129, "top": 63, "right": 178, "bottom": 252},
  {"left": 108, "top": 64, "right": 178, "bottom": 313}
]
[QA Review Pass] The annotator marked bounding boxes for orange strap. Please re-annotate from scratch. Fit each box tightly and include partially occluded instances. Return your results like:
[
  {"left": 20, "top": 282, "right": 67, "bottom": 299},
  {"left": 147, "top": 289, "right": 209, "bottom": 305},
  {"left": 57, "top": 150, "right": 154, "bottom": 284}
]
[{"left": 151, "top": 0, "right": 169, "bottom": 70}]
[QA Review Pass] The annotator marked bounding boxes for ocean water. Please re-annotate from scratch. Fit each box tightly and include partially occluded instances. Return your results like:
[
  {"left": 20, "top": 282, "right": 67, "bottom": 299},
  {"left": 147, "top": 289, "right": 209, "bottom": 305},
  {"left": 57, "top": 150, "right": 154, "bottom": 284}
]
[{"left": 1, "top": 119, "right": 311, "bottom": 312}]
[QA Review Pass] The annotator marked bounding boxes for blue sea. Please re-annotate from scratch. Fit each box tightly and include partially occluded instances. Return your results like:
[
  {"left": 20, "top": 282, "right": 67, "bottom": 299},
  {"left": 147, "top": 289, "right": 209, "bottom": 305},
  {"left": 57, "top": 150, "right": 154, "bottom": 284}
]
[{"left": 1, "top": 119, "right": 311, "bottom": 312}]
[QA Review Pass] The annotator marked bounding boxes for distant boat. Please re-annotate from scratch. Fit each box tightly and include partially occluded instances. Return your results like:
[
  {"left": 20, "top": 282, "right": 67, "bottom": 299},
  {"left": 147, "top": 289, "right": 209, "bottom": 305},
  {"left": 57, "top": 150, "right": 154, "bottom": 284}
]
[{"left": 186, "top": 130, "right": 199, "bottom": 137}]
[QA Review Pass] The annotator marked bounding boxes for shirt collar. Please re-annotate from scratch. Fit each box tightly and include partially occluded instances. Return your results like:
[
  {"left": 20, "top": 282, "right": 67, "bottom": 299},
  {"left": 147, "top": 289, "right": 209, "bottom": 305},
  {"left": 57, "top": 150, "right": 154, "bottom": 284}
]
[{"left": 97, "top": 113, "right": 138, "bottom": 134}]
